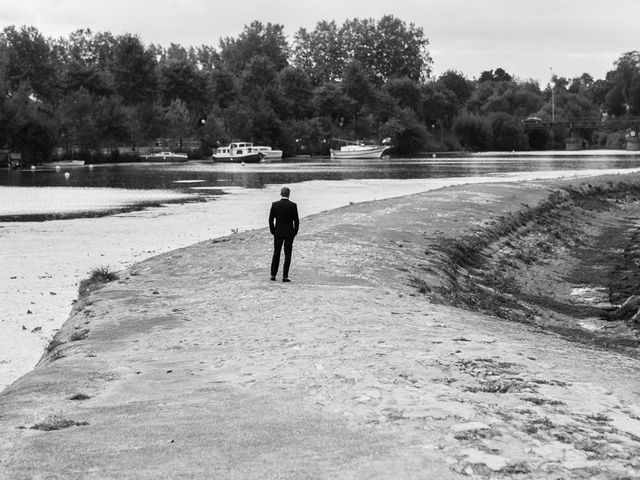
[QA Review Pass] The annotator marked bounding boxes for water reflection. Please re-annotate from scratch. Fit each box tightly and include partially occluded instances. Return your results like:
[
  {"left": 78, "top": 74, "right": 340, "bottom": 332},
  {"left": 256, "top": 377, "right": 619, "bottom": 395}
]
[{"left": 3, "top": 155, "right": 640, "bottom": 191}]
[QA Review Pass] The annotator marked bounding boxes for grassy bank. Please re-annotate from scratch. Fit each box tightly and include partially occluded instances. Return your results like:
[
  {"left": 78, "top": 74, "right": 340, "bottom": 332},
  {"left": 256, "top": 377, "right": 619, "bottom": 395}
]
[{"left": 415, "top": 177, "right": 640, "bottom": 354}]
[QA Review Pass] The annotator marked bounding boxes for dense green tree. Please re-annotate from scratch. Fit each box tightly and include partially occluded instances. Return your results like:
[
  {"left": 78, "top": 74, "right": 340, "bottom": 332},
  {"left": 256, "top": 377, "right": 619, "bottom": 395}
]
[
  {"left": 56, "top": 88, "right": 100, "bottom": 150},
  {"left": 568, "top": 73, "right": 594, "bottom": 95},
  {"left": 56, "top": 29, "right": 114, "bottom": 96},
  {"left": 489, "top": 112, "right": 528, "bottom": 151},
  {"left": 384, "top": 77, "right": 423, "bottom": 116},
  {"left": 312, "top": 82, "right": 354, "bottom": 124},
  {"left": 342, "top": 61, "right": 377, "bottom": 107},
  {"left": 158, "top": 55, "right": 207, "bottom": 110},
  {"left": 0, "top": 45, "right": 12, "bottom": 148},
  {"left": 209, "top": 67, "right": 237, "bottom": 109},
  {"left": 479, "top": 68, "right": 513, "bottom": 83},
  {"left": 285, "top": 117, "right": 331, "bottom": 155},
  {"left": 3, "top": 18, "right": 640, "bottom": 158},
  {"left": 292, "top": 16, "right": 431, "bottom": 85},
  {"left": 1, "top": 25, "right": 59, "bottom": 101},
  {"left": 453, "top": 113, "right": 492, "bottom": 151},
  {"left": 374, "top": 15, "right": 431, "bottom": 81},
  {"left": 604, "top": 84, "right": 627, "bottom": 116},
  {"left": 437, "top": 70, "right": 473, "bottom": 106},
  {"left": 422, "top": 82, "right": 459, "bottom": 128},
  {"left": 5, "top": 84, "right": 56, "bottom": 163},
  {"left": 93, "top": 95, "right": 131, "bottom": 147},
  {"left": 240, "top": 55, "right": 278, "bottom": 94},
  {"left": 278, "top": 67, "right": 313, "bottom": 119},
  {"left": 110, "top": 34, "right": 157, "bottom": 105},
  {"left": 292, "top": 21, "right": 344, "bottom": 85},
  {"left": 219, "top": 21, "right": 289, "bottom": 74},
  {"left": 468, "top": 80, "right": 544, "bottom": 118},
  {"left": 164, "top": 99, "right": 192, "bottom": 148},
  {"left": 130, "top": 102, "right": 166, "bottom": 147},
  {"left": 629, "top": 73, "right": 640, "bottom": 115},
  {"left": 379, "top": 108, "right": 428, "bottom": 154},
  {"left": 612, "top": 51, "right": 640, "bottom": 100}
]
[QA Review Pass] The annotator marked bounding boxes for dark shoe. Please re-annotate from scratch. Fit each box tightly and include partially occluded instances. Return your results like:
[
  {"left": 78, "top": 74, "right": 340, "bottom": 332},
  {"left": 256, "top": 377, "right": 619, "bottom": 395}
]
[
  {"left": 270, "top": 276, "right": 276, "bottom": 281},
  {"left": 282, "top": 278, "right": 291, "bottom": 283}
]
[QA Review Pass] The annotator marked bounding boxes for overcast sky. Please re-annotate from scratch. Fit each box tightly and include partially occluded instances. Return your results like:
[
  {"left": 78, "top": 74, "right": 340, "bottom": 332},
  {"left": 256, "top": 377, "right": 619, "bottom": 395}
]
[{"left": 1, "top": 0, "right": 638, "bottom": 84}]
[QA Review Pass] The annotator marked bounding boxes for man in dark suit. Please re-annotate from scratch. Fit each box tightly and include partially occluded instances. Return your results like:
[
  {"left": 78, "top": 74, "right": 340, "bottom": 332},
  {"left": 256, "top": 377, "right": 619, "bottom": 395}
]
[{"left": 269, "top": 186, "right": 299, "bottom": 282}]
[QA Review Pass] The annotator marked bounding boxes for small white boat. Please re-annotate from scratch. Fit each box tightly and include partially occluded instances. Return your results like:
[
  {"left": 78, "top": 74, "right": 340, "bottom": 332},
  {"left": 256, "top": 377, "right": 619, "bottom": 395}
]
[
  {"left": 330, "top": 140, "right": 392, "bottom": 159},
  {"left": 254, "top": 146, "right": 283, "bottom": 161},
  {"left": 213, "top": 142, "right": 264, "bottom": 163},
  {"left": 142, "top": 151, "right": 188, "bottom": 162},
  {"left": 44, "top": 160, "right": 86, "bottom": 168}
]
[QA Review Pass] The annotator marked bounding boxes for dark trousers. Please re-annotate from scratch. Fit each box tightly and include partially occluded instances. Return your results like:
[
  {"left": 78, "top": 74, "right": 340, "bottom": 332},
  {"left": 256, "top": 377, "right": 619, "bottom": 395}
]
[{"left": 271, "top": 235, "right": 294, "bottom": 278}]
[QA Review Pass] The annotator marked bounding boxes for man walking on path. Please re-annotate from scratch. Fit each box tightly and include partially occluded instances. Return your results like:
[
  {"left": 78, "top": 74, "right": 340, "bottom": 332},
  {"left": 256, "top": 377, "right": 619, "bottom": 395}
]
[{"left": 269, "top": 186, "right": 299, "bottom": 282}]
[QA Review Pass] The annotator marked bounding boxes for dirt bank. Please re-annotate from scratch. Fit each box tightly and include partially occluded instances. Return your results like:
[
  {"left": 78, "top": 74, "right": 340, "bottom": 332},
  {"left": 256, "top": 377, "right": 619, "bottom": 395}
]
[
  {"left": 417, "top": 177, "right": 640, "bottom": 356},
  {"left": 2, "top": 175, "right": 640, "bottom": 479}
]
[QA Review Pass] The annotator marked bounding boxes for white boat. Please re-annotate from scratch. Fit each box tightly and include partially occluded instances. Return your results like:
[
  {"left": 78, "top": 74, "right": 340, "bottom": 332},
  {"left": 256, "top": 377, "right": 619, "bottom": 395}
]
[
  {"left": 254, "top": 146, "right": 283, "bottom": 161},
  {"left": 330, "top": 141, "right": 392, "bottom": 159},
  {"left": 142, "top": 151, "right": 188, "bottom": 162},
  {"left": 212, "top": 142, "right": 264, "bottom": 163}
]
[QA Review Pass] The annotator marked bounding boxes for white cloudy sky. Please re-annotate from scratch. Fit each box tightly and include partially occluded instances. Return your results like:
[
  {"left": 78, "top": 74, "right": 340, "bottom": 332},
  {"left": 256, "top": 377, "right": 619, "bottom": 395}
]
[{"left": 1, "top": 0, "right": 638, "bottom": 84}]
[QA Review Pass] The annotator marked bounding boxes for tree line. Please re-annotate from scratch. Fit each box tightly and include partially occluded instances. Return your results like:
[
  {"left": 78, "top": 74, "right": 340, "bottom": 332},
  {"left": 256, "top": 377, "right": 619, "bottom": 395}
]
[{"left": 1, "top": 18, "right": 639, "bottom": 164}]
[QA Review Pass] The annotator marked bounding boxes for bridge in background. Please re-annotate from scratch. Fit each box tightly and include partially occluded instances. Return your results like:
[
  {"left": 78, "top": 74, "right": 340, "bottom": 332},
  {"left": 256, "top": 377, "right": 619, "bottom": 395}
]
[{"left": 523, "top": 116, "right": 640, "bottom": 132}]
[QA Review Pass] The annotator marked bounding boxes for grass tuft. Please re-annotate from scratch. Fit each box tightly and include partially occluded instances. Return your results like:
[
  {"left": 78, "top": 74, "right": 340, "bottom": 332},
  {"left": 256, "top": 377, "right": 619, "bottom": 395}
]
[
  {"left": 78, "top": 266, "right": 119, "bottom": 298},
  {"left": 69, "top": 393, "right": 91, "bottom": 401},
  {"left": 70, "top": 328, "right": 89, "bottom": 342},
  {"left": 30, "top": 414, "right": 89, "bottom": 431}
]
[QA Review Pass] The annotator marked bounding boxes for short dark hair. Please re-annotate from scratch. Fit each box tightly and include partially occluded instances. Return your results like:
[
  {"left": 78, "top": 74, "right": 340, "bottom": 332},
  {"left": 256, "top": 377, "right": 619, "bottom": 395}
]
[{"left": 280, "top": 186, "right": 290, "bottom": 198}]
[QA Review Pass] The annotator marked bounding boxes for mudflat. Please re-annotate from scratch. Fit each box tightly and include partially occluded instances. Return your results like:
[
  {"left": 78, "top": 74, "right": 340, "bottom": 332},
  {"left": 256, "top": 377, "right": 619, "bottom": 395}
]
[{"left": 2, "top": 174, "right": 640, "bottom": 479}]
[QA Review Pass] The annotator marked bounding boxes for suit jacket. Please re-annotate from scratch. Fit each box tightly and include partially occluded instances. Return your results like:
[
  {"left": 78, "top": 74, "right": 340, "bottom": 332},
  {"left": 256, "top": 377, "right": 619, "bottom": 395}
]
[{"left": 269, "top": 198, "right": 299, "bottom": 237}]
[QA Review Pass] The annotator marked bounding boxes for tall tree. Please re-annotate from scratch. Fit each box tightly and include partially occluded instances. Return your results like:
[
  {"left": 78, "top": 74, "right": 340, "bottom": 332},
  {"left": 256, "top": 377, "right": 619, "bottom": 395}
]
[
  {"left": 110, "top": 34, "right": 157, "bottom": 105},
  {"left": 278, "top": 66, "right": 313, "bottom": 119},
  {"left": 373, "top": 15, "right": 431, "bottom": 81},
  {"left": 158, "top": 54, "right": 208, "bottom": 111},
  {"left": 218, "top": 21, "right": 289, "bottom": 74},
  {"left": 292, "top": 21, "right": 344, "bottom": 84},
  {"left": 164, "top": 99, "right": 192, "bottom": 148},
  {"left": 1, "top": 25, "right": 59, "bottom": 101},
  {"left": 292, "top": 16, "right": 431, "bottom": 84},
  {"left": 384, "top": 77, "right": 423, "bottom": 117},
  {"left": 56, "top": 29, "right": 114, "bottom": 96}
]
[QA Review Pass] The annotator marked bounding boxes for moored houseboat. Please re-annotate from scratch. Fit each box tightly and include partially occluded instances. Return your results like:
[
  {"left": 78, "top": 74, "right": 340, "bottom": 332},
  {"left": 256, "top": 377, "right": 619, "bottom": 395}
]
[{"left": 212, "top": 142, "right": 264, "bottom": 163}]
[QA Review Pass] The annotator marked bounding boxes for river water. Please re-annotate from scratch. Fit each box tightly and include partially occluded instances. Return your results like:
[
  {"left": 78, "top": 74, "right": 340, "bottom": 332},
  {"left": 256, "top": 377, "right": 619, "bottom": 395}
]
[{"left": 2, "top": 152, "right": 640, "bottom": 391}]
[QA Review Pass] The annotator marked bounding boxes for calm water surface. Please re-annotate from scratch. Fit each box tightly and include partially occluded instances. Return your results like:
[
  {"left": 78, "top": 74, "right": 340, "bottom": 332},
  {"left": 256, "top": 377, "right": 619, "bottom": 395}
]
[{"left": 4, "top": 155, "right": 640, "bottom": 191}]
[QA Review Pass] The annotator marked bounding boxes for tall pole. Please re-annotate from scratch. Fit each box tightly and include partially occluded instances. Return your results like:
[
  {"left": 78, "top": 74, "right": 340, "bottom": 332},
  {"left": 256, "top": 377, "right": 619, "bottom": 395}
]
[{"left": 550, "top": 67, "right": 555, "bottom": 123}]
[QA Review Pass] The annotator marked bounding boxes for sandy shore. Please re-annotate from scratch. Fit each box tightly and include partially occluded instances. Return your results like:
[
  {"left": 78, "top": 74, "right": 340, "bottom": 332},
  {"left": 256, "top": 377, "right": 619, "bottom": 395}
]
[
  {"left": 2, "top": 173, "right": 640, "bottom": 478},
  {"left": 4, "top": 170, "right": 634, "bottom": 392}
]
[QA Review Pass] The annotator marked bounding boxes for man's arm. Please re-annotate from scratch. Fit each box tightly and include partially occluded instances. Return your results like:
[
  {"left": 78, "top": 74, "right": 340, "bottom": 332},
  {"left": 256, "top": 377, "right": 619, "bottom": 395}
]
[
  {"left": 293, "top": 204, "right": 299, "bottom": 236},
  {"left": 268, "top": 203, "right": 276, "bottom": 235}
]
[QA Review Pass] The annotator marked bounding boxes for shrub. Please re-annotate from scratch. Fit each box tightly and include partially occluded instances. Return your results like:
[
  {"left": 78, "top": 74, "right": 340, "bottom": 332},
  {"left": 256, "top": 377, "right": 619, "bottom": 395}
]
[
  {"left": 489, "top": 112, "right": 529, "bottom": 151},
  {"left": 78, "top": 266, "right": 119, "bottom": 298},
  {"left": 30, "top": 414, "right": 89, "bottom": 431},
  {"left": 453, "top": 112, "right": 492, "bottom": 151}
]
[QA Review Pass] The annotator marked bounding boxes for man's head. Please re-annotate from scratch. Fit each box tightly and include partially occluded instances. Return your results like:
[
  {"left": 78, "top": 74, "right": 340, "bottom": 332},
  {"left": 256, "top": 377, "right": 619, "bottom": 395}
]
[{"left": 280, "top": 186, "right": 291, "bottom": 198}]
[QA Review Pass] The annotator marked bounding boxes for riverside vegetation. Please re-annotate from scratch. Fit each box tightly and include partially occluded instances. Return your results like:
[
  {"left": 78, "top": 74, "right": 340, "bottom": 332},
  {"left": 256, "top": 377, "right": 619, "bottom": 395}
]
[
  {"left": 412, "top": 178, "right": 640, "bottom": 355},
  {"left": 1, "top": 19, "right": 640, "bottom": 164}
]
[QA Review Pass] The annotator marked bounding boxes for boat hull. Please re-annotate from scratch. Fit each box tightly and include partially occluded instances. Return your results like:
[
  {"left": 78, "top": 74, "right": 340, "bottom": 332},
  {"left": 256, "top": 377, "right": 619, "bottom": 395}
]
[
  {"left": 330, "top": 145, "right": 391, "bottom": 159},
  {"left": 142, "top": 153, "right": 188, "bottom": 162},
  {"left": 212, "top": 153, "right": 263, "bottom": 163},
  {"left": 260, "top": 150, "right": 283, "bottom": 162}
]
